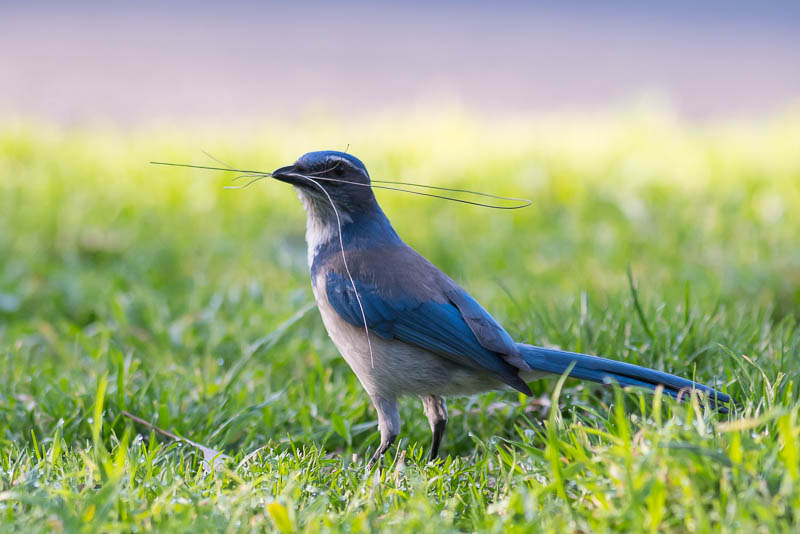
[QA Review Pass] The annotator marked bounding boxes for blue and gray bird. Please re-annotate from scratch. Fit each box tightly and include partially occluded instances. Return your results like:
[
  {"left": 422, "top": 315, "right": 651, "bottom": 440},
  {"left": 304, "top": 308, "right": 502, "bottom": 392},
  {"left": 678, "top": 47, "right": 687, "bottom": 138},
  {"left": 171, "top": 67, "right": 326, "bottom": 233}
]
[{"left": 271, "top": 150, "right": 730, "bottom": 464}]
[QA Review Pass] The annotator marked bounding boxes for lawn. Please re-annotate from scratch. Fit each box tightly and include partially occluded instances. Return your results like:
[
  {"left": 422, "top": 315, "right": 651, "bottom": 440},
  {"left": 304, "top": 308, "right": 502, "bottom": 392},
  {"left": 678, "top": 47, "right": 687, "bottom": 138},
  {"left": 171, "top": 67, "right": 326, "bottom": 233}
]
[{"left": 1, "top": 107, "right": 800, "bottom": 532}]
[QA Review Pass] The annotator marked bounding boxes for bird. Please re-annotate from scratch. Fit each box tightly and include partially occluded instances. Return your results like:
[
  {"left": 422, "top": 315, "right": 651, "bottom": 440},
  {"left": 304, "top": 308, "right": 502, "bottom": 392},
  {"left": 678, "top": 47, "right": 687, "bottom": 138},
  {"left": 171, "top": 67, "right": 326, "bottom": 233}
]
[{"left": 270, "top": 150, "right": 731, "bottom": 465}]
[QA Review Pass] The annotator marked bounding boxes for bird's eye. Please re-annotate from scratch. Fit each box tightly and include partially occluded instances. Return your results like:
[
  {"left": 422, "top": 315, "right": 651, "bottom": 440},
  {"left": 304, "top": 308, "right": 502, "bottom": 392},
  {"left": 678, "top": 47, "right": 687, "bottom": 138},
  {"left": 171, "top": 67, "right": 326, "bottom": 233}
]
[{"left": 334, "top": 166, "right": 345, "bottom": 176}]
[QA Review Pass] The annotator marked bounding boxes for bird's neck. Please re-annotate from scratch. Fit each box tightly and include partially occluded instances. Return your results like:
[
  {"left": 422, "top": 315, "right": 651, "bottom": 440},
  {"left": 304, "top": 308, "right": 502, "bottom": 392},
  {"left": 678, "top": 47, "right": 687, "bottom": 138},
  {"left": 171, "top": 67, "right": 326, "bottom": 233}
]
[
  {"left": 305, "top": 212, "right": 345, "bottom": 268},
  {"left": 306, "top": 206, "right": 401, "bottom": 271}
]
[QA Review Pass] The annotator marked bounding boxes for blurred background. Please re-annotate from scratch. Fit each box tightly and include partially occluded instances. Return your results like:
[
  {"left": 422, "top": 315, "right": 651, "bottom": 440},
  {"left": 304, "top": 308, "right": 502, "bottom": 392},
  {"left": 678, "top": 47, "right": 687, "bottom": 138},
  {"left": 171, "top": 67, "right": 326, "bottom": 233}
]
[{"left": 2, "top": 1, "right": 800, "bottom": 122}]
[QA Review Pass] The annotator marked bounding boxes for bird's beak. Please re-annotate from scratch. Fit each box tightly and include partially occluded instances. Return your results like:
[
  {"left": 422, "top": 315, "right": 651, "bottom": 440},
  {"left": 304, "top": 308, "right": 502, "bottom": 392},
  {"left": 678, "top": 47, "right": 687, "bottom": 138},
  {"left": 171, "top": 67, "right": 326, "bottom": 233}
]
[{"left": 271, "top": 165, "right": 307, "bottom": 187}]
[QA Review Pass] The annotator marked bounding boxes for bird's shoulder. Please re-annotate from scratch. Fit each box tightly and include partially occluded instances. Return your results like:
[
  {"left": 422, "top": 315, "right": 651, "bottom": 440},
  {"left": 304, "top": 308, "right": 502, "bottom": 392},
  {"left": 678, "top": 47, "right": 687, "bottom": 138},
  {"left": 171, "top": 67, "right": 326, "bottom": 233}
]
[{"left": 315, "top": 242, "right": 451, "bottom": 302}]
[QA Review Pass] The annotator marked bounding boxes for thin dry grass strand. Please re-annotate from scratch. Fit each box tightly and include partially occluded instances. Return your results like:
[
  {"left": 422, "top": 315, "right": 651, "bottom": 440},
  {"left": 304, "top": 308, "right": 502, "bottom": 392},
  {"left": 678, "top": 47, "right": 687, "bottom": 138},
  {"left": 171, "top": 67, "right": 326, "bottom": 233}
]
[
  {"left": 304, "top": 159, "right": 530, "bottom": 203},
  {"left": 149, "top": 161, "right": 531, "bottom": 209},
  {"left": 224, "top": 175, "right": 269, "bottom": 189},
  {"left": 368, "top": 183, "right": 529, "bottom": 209},
  {"left": 202, "top": 150, "right": 236, "bottom": 170},
  {"left": 297, "top": 161, "right": 532, "bottom": 208},
  {"left": 151, "top": 161, "right": 270, "bottom": 175},
  {"left": 375, "top": 180, "right": 528, "bottom": 202},
  {"left": 121, "top": 410, "right": 230, "bottom": 470},
  {"left": 303, "top": 175, "right": 375, "bottom": 369},
  {"left": 201, "top": 152, "right": 266, "bottom": 184},
  {"left": 231, "top": 173, "right": 267, "bottom": 181}
]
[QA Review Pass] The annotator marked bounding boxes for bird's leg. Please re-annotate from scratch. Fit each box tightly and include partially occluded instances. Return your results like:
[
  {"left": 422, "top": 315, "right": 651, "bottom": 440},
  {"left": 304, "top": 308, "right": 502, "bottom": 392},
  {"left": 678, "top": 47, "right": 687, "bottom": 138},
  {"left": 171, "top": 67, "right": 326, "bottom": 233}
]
[
  {"left": 367, "top": 394, "right": 401, "bottom": 468},
  {"left": 421, "top": 395, "right": 448, "bottom": 461}
]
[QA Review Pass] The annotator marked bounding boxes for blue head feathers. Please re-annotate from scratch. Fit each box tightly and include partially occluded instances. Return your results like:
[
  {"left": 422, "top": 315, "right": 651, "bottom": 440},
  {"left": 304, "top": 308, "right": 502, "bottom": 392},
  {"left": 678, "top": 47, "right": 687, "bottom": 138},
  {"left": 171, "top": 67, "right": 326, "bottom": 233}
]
[
  {"left": 296, "top": 151, "right": 370, "bottom": 177},
  {"left": 272, "top": 151, "right": 377, "bottom": 216}
]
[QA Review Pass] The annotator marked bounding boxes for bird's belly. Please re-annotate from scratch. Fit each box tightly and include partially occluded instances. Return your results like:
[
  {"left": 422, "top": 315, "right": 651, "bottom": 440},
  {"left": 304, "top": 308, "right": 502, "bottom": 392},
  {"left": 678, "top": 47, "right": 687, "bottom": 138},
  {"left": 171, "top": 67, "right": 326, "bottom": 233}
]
[{"left": 313, "top": 287, "right": 505, "bottom": 398}]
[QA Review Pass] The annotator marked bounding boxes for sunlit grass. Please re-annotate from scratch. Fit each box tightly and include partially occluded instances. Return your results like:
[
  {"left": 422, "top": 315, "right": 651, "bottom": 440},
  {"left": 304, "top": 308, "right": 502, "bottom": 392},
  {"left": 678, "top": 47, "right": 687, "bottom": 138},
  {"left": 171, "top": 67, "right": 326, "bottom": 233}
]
[{"left": 1, "top": 107, "right": 799, "bottom": 532}]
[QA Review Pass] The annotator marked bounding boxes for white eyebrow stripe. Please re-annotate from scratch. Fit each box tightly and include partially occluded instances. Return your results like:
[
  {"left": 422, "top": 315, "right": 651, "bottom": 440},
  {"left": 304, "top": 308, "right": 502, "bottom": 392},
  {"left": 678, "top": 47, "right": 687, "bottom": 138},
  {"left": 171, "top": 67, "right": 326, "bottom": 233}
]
[{"left": 327, "top": 156, "right": 351, "bottom": 168}]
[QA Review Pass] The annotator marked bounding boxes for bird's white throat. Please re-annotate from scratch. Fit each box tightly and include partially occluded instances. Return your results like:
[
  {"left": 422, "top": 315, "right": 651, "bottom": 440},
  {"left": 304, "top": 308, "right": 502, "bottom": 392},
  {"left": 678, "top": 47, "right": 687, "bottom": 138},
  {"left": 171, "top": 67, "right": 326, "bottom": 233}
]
[{"left": 296, "top": 187, "right": 352, "bottom": 268}]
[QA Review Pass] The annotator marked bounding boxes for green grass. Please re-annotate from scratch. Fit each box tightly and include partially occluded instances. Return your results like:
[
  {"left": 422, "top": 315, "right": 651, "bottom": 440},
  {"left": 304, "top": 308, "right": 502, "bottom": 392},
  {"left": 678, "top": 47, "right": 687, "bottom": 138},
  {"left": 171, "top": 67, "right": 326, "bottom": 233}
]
[{"left": 1, "top": 107, "right": 800, "bottom": 532}]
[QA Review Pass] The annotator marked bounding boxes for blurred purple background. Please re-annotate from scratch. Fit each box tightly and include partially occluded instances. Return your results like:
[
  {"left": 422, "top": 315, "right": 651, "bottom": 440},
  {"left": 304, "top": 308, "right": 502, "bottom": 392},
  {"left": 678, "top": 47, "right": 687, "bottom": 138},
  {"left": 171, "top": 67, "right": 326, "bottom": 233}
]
[{"left": 1, "top": 1, "right": 799, "bottom": 123}]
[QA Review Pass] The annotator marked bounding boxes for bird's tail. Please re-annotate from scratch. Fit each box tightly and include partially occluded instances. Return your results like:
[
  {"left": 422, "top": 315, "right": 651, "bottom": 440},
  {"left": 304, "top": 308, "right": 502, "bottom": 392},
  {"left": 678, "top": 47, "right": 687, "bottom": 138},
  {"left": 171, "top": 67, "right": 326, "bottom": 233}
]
[{"left": 517, "top": 343, "right": 731, "bottom": 412}]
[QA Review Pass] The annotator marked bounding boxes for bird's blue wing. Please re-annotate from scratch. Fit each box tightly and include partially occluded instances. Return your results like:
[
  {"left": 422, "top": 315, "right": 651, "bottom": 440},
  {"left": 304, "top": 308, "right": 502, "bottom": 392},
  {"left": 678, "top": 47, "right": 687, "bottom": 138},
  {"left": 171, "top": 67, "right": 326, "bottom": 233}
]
[
  {"left": 324, "top": 270, "right": 528, "bottom": 390},
  {"left": 444, "top": 287, "right": 518, "bottom": 357}
]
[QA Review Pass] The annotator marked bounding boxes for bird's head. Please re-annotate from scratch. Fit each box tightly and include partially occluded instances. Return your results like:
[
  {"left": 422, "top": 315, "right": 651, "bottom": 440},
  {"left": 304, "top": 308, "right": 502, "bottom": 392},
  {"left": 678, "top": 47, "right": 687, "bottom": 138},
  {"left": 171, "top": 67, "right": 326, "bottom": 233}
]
[{"left": 272, "top": 151, "right": 377, "bottom": 222}]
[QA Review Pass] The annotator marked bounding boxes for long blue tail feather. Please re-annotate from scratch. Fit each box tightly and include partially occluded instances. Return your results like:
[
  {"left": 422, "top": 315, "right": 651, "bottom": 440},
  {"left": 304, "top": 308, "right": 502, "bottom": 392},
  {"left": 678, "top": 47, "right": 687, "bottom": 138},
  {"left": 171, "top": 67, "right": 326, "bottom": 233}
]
[{"left": 517, "top": 343, "right": 731, "bottom": 412}]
